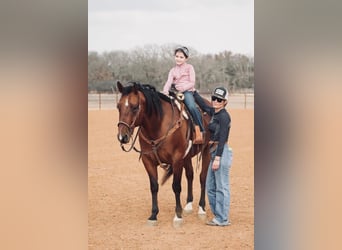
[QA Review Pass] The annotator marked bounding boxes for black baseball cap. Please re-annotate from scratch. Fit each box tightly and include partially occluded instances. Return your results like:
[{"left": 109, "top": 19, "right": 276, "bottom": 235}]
[{"left": 212, "top": 87, "right": 228, "bottom": 100}]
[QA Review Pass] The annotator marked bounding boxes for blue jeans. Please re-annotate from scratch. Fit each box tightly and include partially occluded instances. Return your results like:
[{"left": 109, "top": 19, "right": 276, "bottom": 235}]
[
  {"left": 206, "top": 144, "right": 233, "bottom": 224},
  {"left": 183, "top": 91, "right": 204, "bottom": 131}
]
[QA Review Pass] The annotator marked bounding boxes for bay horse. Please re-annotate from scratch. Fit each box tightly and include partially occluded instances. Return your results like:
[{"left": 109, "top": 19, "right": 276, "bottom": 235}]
[{"left": 116, "top": 81, "right": 211, "bottom": 225}]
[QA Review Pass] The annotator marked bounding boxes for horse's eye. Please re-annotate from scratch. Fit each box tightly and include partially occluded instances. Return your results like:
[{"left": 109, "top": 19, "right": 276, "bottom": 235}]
[
  {"left": 116, "top": 104, "right": 121, "bottom": 110},
  {"left": 131, "top": 105, "right": 139, "bottom": 113}
]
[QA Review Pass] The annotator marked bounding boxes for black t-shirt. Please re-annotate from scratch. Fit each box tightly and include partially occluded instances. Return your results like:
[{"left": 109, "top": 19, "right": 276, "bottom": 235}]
[{"left": 194, "top": 92, "right": 231, "bottom": 157}]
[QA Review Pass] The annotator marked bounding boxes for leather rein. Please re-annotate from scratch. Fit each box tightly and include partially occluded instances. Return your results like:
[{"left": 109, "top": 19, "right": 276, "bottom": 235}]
[{"left": 118, "top": 95, "right": 185, "bottom": 164}]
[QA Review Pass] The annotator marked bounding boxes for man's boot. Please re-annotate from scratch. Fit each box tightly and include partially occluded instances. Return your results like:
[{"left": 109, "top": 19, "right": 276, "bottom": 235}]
[{"left": 193, "top": 125, "right": 203, "bottom": 144}]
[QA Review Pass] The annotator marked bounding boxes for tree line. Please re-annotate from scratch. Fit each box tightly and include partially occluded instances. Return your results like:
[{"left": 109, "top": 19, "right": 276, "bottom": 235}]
[{"left": 88, "top": 44, "right": 254, "bottom": 93}]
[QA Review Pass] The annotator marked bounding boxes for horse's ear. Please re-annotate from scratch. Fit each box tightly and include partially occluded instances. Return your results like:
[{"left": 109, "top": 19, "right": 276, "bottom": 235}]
[
  {"left": 117, "top": 81, "right": 123, "bottom": 93},
  {"left": 132, "top": 82, "right": 138, "bottom": 94}
]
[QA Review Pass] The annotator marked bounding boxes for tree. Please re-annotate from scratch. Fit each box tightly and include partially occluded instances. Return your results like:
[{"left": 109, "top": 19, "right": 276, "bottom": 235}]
[{"left": 88, "top": 45, "right": 254, "bottom": 93}]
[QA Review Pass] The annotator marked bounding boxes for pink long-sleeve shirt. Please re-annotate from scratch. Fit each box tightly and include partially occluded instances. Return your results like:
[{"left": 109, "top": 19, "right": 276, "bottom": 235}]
[{"left": 162, "top": 63, "right": 196, "bottom": 94}]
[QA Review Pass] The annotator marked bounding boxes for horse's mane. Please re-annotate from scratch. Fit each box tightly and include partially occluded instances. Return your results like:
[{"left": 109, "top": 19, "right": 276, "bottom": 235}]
[{"left": 123, "top": 82, "right": 171, "bottom": 118}]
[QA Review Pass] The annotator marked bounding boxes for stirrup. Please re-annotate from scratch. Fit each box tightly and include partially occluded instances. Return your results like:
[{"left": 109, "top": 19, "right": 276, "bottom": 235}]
[{"left": 193, "top": 126, "right": 203, "bottom": 144}]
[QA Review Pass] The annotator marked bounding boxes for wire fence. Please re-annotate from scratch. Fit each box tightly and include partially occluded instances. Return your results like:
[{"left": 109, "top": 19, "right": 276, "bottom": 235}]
[{"left": 88, "top": 93, "right": 254, "bottom": 110}]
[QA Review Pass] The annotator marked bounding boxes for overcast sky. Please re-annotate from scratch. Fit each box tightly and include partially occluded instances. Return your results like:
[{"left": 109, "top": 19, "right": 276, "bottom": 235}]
[{"left": 89, "top": 0, "right": 254, "bottom": 56}]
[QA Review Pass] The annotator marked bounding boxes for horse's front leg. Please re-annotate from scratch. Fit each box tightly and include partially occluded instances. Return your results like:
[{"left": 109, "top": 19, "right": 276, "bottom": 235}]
[
  {"left": 172, "top": 161, "right": 184, "bottom": 225},
  {"left": 148, "top": 173, "right": 159, "bottom": 222},
  {"left": 142, "top": 158, "right": 159, "bottom": 225},
  {"left": 198, "top": 148, "right": 210, "bottom": 216}
]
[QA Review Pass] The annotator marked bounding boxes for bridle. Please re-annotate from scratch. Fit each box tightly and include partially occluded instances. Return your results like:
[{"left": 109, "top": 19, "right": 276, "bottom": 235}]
[
  {"left": 117, "top": 90, "right": 188, "bottom": 167},
  {"left": 117, "top": 94, "right": 142, "bottom": 152}
]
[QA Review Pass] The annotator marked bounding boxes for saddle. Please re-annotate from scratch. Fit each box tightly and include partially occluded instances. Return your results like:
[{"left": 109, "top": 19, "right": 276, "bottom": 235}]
[{"left": 168, "top": 84, "right": 205, "bottom": 144}]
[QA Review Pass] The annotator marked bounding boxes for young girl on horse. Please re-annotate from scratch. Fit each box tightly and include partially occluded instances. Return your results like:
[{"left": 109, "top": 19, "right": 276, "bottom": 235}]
[{"left": 162, "top": 46, "right": 204, "bottom": 144}]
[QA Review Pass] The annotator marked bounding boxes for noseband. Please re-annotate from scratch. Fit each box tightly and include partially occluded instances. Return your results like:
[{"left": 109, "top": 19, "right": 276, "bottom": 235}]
[
  {"left": 117, "top": 120, "right": 135, "bottom": 137},
  {"left": 117, "top": 94, "right": 141, "bottom": 152}
]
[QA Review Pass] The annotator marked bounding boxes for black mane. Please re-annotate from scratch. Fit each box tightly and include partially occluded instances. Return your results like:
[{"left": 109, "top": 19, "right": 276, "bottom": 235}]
[{"left": 122, "top": 82, "right": 171, "bottom": 118}]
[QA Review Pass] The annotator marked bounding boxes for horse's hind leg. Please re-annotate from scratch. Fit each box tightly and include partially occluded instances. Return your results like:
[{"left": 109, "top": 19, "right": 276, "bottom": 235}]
[
  {"left": 198, "top": 148, "right": 210, "bottom": 216},
  {"left": 183, "top": 157, "right": 194, "bottom": 213},
  {"left": 172, "top": 162, "right": 184, "bottom": 224}
]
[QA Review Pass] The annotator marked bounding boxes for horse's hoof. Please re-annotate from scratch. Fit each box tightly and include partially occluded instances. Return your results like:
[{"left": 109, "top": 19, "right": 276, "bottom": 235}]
[
  {"left": 173, "top": 215, "right": 183, "bottom": 228},
  {"left": 183, "top": 202, "right": 193, "bottom": 214},
  {"left": 146, "top": 220, "right": 158, "bottom": 226},
  {"left": 198, "top": 206, "right": 206, "bottom": 215}
]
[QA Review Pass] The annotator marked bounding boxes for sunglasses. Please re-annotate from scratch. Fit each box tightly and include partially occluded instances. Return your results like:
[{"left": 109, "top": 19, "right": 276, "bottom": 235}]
[{"left": 211, "top": 96, "right": 224, "bottom": 103}]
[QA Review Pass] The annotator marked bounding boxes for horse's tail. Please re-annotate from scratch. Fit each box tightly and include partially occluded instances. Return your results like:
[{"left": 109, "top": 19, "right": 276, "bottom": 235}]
[{"left": 161, "top": 165, "right": 173, "bottom": 185}]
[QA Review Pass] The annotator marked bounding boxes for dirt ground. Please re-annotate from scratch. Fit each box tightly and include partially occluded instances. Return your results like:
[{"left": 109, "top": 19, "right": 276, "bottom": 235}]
[{"left": 88, "top": 109, "right": 254, "bottom": 249}]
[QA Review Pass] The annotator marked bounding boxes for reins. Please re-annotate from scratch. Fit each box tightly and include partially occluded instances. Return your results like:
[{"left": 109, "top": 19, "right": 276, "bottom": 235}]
[
  {"left": 119, "top": 125, "right": 141, "bottom": 153},
  {"left": 118, "top": 91, "right": 186, "bottom": 169},
  {"left": 118, "top": 85, "right": 196, "bottom": 170},
  {"left": 117, "top": 93, "right": 142, "bottom": 153}
]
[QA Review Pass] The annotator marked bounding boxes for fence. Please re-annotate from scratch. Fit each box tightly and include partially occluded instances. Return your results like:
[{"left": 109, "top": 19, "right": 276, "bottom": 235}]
[{"left": 88, "top": 93, "right": 254, "bottom": 110}]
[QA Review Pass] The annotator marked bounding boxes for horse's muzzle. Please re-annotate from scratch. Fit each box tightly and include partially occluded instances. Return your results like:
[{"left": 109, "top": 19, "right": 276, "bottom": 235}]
[
  {"left": 117, "top": 133, "right": 129, "bottom": 144},
  {"left": 117, "top": 121, "right": 133, "bottom": 144}
]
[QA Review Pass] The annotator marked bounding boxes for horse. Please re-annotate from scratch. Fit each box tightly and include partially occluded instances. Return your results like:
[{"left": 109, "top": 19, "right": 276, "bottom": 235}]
[{"left": 116, "top": 81, "right": 211, "bottom": 225}]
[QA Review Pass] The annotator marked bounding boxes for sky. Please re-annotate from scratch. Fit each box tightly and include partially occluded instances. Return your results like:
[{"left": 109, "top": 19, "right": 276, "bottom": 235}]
[{"left": 88, "top": 0, "right": 254, "bottom": 56}]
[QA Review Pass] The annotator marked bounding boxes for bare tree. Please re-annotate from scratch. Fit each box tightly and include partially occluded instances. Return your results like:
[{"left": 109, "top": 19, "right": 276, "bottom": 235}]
[{"left": 88, "top": 45, "right": 254, "bottom": 93}]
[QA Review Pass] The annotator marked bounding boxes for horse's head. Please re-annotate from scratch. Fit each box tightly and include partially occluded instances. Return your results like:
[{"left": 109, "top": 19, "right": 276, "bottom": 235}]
[{"left": 116, "top": 81, "right": 146, "bottom": 144}]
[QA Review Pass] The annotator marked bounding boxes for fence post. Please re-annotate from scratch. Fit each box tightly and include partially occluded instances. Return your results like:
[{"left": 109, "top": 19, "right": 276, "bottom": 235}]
[
  {"left": 99, "top": 93, "right": 101, "bottom": 110},
  {"left": 244, "top": 93, "right": 247, "bottom": 109}
]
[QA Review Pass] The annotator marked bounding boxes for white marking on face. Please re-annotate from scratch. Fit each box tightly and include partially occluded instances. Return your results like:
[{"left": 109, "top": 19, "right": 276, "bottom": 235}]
[{"left": 125, "top": 97, "right": 129, "bottom": 107}]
